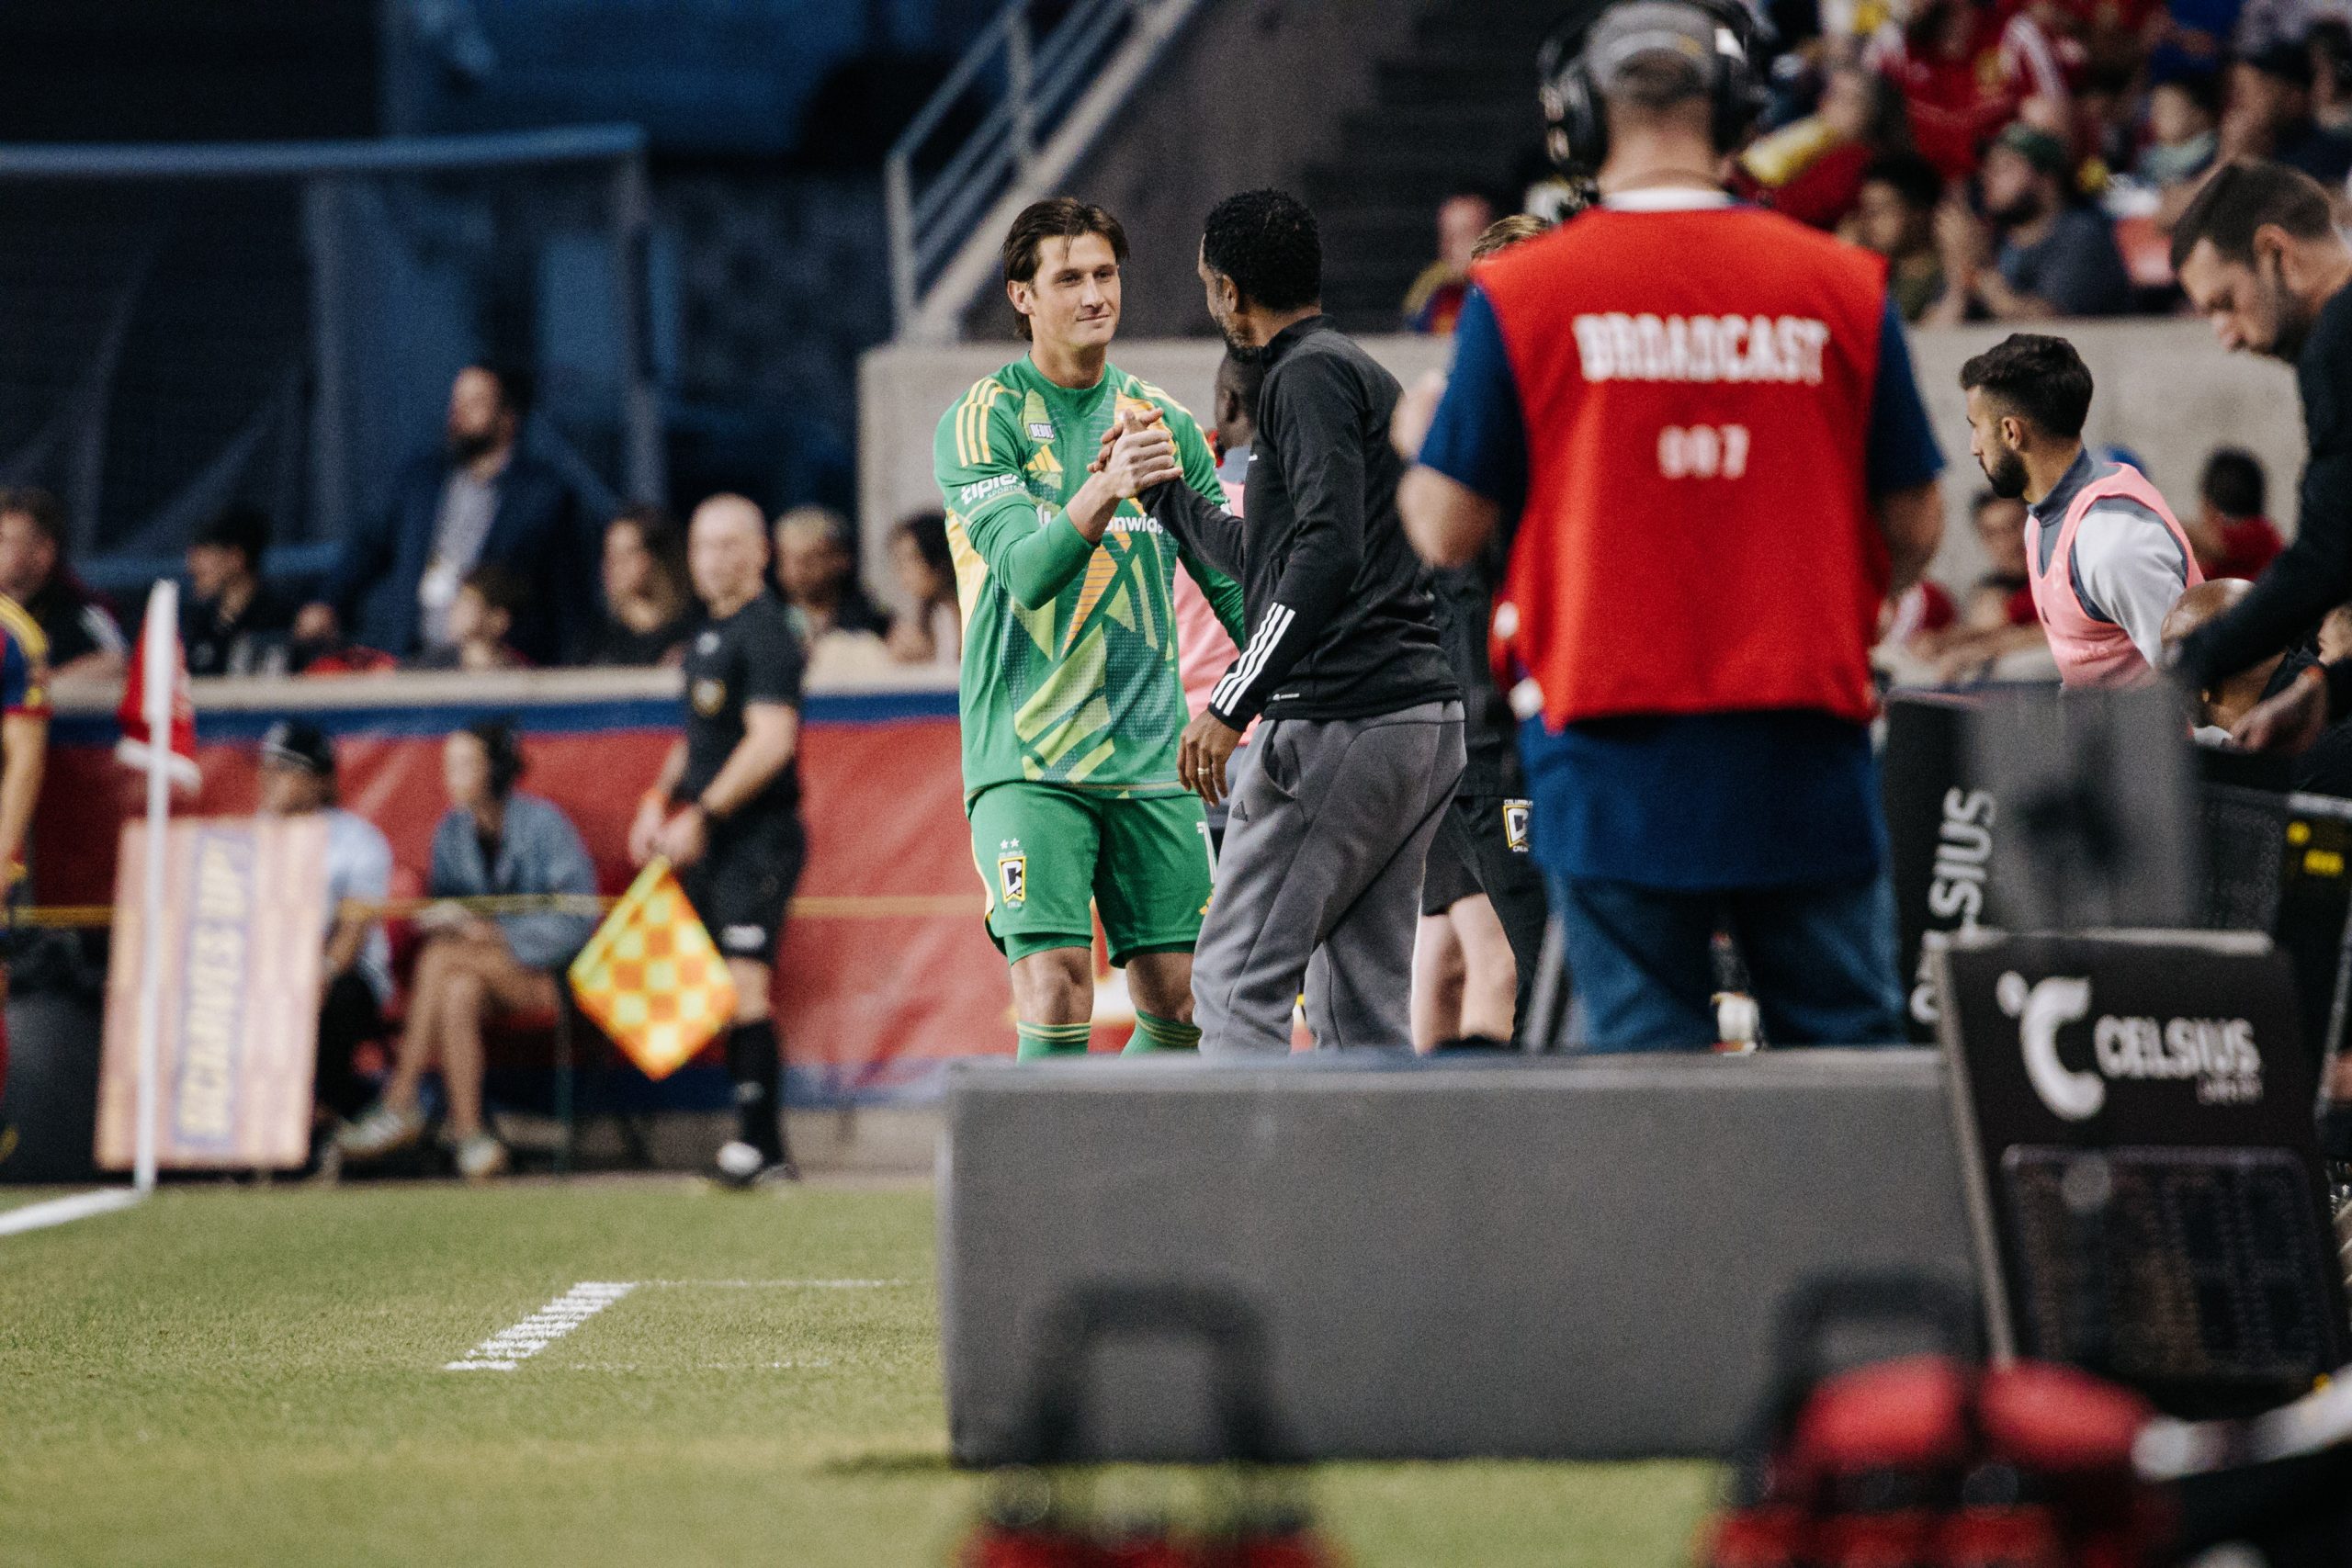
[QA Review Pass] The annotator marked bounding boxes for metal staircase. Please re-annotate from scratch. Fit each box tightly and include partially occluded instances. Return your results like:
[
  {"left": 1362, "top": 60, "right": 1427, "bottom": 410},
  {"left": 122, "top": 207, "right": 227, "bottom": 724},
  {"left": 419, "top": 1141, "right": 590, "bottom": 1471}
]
[
  {"left": 1304, "top": 0, "right": 1558, "bottom": 333},
  {"left": 885, "top": 0, "right": 1210, "bottom": 344}
]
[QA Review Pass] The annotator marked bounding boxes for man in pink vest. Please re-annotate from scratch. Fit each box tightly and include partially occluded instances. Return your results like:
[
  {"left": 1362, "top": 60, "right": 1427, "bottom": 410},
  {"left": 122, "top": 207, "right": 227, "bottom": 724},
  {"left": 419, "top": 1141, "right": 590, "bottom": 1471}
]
[{"left": 1958, "top": 333, "right": 2201, "bottom": 685}]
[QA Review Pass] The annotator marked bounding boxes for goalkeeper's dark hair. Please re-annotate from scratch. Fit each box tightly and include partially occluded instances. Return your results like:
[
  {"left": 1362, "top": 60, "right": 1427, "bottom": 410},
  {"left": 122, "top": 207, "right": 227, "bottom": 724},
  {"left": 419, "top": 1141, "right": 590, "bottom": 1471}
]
[
  {"left": 1001, "top": 197, "right": 1128, "bottom": 340},
  {"left": 1202, "top": 189, "right": 1322, "bottom": 313},
  {"left": 1959, "top": 333, "right": 2094, "bottom": 441}
]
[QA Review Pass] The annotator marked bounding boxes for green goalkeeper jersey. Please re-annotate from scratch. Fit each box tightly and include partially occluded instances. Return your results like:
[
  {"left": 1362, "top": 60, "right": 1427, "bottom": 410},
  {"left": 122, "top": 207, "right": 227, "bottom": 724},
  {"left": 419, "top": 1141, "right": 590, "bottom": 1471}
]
[{"left": 935, "top": 355, "right": 1247, "bottom": 802}]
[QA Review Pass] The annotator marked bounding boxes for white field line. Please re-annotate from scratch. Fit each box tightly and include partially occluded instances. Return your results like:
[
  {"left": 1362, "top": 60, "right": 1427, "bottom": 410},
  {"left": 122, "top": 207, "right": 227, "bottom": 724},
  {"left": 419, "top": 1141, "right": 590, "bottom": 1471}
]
[
  {"left": 636, "top": 1279, "right": 916, "bottom": 1289},
  {"left": 445, "top": 1281, "right": 637, "bottom": 1371},
  {"left": 0, "top": 1188, "right": 143, "bottom": 1237},
  {"left": 440, "top": 1280, "right": 913, "bottom": 1372}
]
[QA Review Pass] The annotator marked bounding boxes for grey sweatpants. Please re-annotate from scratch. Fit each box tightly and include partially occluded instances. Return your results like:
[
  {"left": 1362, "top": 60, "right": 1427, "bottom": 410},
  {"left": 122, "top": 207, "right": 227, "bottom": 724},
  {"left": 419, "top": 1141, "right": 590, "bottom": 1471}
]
[{"left": 1193, "top": 700, "right": 1466, "bottom": 1054}]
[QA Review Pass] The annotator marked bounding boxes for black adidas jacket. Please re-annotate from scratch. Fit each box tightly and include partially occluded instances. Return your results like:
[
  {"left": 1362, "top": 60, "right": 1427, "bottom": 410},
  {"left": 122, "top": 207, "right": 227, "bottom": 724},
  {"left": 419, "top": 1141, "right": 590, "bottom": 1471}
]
[{"left": 1144, "top": 315, "right": 1457, "bottom": 726}]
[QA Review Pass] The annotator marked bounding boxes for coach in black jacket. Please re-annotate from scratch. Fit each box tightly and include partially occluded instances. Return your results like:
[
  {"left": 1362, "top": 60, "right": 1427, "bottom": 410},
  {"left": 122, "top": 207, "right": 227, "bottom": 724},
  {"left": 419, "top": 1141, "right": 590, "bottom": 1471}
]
[
  {"left": 297, "top": 365, "right": 589, "bottom": 665},
  {"left": 1112, "top": 189, "right": 1463, "bottom": 1054}
]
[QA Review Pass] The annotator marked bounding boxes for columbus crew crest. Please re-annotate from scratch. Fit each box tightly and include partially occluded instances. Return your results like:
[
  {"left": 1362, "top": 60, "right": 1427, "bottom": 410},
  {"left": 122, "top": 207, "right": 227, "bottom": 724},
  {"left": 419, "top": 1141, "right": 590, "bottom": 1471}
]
[
  {"left": 997, "top": 849, "right": 1028, "bottom": 907},
  {"left": 1502, "top": 799, "right": 1532, "bottom": 853}
]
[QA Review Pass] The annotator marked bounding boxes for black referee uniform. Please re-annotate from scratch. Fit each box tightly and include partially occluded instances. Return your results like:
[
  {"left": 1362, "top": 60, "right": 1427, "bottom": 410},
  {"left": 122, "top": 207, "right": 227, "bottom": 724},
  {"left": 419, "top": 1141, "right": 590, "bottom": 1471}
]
[
  {"left": 1421, "top": 540, "right": 1549, "bottom": 1040},
  {"left": 675, "top": 590, "right": 807, "bottom": 1163}
]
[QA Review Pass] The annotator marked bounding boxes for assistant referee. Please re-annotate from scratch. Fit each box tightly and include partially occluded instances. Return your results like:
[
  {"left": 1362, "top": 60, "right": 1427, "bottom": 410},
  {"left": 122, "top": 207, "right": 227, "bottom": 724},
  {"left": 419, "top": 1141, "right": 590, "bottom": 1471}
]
[
  {"left": 1400, "top": 0, "right": 1945, "bottom": 1051},
  {"left": 629, "top": 493, "right": 808, "bottom": 1185}
]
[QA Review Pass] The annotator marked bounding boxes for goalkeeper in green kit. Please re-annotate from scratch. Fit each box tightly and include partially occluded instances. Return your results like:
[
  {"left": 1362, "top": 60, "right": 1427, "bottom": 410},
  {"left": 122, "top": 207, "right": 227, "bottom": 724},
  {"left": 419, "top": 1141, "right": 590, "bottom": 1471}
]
[{"left": 934, "top": 197, "right": 1247, "bottom": 1059}]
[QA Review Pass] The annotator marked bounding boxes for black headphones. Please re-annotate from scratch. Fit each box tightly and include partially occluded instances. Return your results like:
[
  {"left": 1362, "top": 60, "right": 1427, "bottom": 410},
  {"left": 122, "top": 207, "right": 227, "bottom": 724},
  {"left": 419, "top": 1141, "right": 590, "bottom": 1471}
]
[
  {"left": 463, "top": 717, "right": 526, "bottom": 799},
  {"left": 1538, "top": 0, "right": 1767, "bottom": 178}
]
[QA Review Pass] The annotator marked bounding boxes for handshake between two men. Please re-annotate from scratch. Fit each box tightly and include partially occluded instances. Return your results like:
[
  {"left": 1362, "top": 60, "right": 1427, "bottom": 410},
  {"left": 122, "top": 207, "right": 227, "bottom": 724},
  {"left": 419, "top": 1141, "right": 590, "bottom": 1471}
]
[{"left": 1088, "top": 406, "right": 1244, "bottom": 807}]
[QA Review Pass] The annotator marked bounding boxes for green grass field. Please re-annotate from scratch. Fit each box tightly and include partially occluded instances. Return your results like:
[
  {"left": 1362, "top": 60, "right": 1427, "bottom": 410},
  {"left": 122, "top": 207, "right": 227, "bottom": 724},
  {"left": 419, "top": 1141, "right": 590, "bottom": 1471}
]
[{"left": 0, "top": 1179, "right": 1714, "bottom": 1567}]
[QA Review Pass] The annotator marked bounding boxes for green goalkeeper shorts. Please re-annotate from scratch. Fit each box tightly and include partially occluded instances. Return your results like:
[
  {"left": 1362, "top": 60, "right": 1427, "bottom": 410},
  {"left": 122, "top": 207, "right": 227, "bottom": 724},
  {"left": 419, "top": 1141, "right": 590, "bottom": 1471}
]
[{"left": 967, "top": 783, "right": 1216, "bottom": 965}]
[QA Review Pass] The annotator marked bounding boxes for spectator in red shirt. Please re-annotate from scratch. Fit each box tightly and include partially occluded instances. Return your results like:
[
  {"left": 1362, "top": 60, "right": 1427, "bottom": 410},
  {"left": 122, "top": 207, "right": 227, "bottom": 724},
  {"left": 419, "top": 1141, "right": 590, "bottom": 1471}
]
[
  {"left": 1736, "top": 65, "right": 1913, "bottom": 231},
  {"left": 1866, "top": 0, "right": 2019, "bottom": 181},
  {"left": 2185, "top": 445, "right": 2286, "bottom": 580}
]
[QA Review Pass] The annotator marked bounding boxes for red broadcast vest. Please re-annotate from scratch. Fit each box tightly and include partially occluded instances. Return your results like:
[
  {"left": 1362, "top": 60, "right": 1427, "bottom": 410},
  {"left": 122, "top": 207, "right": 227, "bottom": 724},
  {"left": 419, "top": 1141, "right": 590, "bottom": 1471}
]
[
  {"left": 1477, "top": 197, "right": 1893, "bottom": 728},
  {"left": 2025, "top": 458, "right": 2201, "bottom": 687}
]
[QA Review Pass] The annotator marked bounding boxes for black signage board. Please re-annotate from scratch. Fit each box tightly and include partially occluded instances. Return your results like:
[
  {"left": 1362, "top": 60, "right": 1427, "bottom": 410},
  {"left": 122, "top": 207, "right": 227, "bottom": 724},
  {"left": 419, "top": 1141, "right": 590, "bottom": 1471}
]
[
  {"left": 1883, "top": 693, "right": 1999, "bottom": 1043},
  {"left": 1931, "top": 930, "right": 2347, "bottom": 1419},
  {"left": 1883, "top": 689, "right": 2352, "bottom": 1064}
]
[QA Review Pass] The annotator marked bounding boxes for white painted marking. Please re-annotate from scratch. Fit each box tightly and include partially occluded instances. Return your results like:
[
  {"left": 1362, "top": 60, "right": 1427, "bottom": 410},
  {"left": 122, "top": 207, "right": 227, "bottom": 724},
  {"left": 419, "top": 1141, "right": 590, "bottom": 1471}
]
[
  {"left": 637, "top": 1278, "right": 914, "bottom": 1289},
  {"left": 443, "top": 1280, "right": 637, "bottom": 1372},
  {"left": 0, "top": 1188, "right": 143, "bottom": 1237}
]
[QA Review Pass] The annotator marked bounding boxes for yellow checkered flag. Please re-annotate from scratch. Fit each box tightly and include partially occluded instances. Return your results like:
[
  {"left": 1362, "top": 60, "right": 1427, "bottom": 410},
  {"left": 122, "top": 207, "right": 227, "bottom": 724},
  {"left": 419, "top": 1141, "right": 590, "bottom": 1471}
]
[{"left": 567, "top": 859, "right": 737, "bottom": 1081}]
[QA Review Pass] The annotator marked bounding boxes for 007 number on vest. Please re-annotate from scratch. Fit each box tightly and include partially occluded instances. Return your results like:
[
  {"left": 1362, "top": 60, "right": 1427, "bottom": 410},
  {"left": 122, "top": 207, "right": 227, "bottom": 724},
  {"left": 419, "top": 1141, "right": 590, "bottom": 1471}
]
[{"left": 1657, "top": 424, "right": 1750, "bottom": 480}]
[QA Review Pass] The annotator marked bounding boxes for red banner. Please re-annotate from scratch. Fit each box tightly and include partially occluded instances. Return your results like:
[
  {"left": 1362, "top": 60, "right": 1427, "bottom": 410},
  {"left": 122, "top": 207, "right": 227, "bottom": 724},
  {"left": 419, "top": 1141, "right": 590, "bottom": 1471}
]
[{"left": 38, "top": 678, "right": 1018, "bottom": 1100}]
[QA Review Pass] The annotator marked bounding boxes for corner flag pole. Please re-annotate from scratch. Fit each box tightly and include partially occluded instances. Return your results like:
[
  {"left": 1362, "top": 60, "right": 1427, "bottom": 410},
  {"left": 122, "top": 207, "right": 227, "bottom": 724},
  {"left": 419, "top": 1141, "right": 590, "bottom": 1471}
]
[{"left": 130, "top": 581, "right": 177, "bottom": 1196}]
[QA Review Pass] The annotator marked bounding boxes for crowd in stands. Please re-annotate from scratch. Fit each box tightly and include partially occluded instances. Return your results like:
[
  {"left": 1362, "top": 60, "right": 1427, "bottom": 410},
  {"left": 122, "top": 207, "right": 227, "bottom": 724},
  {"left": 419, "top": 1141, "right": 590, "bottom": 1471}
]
[
  {"left": 1404, "top": 0, "right": 2352, "bottom": 331},
  {"left": 0, "top": 362, "right": 964, "bottom": 700}
]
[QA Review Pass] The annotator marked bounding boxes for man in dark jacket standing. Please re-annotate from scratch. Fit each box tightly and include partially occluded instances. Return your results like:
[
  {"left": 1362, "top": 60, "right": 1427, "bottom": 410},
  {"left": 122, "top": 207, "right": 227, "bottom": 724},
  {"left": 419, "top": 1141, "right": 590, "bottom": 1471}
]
[
  {"left": 295, "top": 364, "right": 587, "bottom": 664},
  {"left": 2172, "top": 162, "right": 2352, "bottom": 752},
  {"left": 1109, "top": 189, "right": 1464, "bottom": 1054}
]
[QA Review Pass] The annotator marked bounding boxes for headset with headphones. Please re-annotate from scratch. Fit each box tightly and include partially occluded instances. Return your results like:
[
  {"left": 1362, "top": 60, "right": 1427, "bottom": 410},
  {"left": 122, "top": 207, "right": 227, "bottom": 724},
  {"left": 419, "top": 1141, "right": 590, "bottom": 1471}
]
[
  {"left": 463, "top": 717, "right": 526, "bottom": 799},
  {"left": 1537, "top": 0, "right": 1768, "bottom": 178}
]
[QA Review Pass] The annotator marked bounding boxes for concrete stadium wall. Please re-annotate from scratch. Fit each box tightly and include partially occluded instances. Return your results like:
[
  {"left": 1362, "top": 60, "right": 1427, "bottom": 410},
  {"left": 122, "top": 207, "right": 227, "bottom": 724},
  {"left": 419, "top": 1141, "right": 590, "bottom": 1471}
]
[
  {"left": 949, "top": 0, "right": 1431, "bottom": 343},
  {"left": 858, "top": 319, "right": 2302, "bottom": 611}
]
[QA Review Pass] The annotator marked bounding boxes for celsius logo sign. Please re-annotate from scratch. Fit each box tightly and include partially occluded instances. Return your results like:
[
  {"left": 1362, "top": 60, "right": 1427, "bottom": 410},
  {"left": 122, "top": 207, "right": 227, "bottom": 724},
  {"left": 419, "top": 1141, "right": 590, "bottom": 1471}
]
[{"left": 1995, "top": 971, "right": 2264, "bottom": 1121}]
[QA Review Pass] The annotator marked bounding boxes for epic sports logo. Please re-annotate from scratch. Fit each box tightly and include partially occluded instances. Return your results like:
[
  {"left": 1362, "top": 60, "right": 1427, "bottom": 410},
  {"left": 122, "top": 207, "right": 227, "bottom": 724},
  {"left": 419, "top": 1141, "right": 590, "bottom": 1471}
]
[{"left": 1996, "top": 970, "right": 2264, "bottom": 1121}]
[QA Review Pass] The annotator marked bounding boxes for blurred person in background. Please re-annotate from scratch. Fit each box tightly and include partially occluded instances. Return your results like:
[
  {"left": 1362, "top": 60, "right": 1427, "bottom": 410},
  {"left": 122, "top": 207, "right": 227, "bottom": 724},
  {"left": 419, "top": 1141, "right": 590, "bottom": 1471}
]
[
  {"left": 0, "top": 487, "right": 125, "bottom": 680},
  {"left": 1927, "top": 123, "right": 2132, "bottom": 322},
  {"left": 593, "top": 504, "right": 696, "bottom": 667},
  {"left": 1404, "top": 0, "right": 1945, "bottom": 1051},
  {"left": 1402, "top": 186, "right": 1499, "bottom": 334},
  {"left": 2223, "top": 40, "right": 2352, "bottom": 186},
  {"left": 1922, "top": 492, "right": 2052, "bottom": 682},
  {"left": 295, "top": 364, "right": 587, "bottom": 666},
  {"left": 1864, "top": 0, "right": 2020, "bottom": 181},
  {"left": 2187, "top": 446, "right": 2286, "bottom": 579},
  {"left": 1170, "top": 352, "right": 1263, "bottom": 855},
  {"left": 2312, "top": 20, "right": 2352, "bottom": 131},
  {"left": 253, "top": 721, "right": 393, "bottom": 1149},
  {"left": 883, "top": 511, "right": 961, "bottom": 670},
  {"left": 0, "top": 592, "right": 47, "bottom": 1162},
  {"left": 339, "top": 719, "right": 596, "bottom": 1182},
  {"left": 772, "top": 504, "right": 888, "bottom": 652},
  {"left": 181, "top": 503, "right": 294, "bottom": 678},
  {"left": 1737, "top": 64, "right": 1916, "bottom": 231},
  {"left": 404, "top": 564, "right": 529, "bottom": 672},
  {"left": 1959, "top": 333, "right": 2199, "bottom": 685},
  {"left": 2170, "top": 163, "right": 2352, "bottom": 747},
  {"left": 1392, "top": 211, "right": 1555, "bottom": 1051},
  {"left": 629, "top": 495, "right": 808, "bottom": 1183},
  {"left": 1848, "top": 152, "right": 1950, "bottom": 320},
  {"left": 2140, "top": 70, "right": 2223, "bottom": 189}
]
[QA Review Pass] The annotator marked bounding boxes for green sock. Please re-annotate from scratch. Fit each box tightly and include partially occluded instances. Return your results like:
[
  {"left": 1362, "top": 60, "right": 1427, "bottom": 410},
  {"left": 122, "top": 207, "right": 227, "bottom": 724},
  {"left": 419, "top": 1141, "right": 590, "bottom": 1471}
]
[
  {"left": 1125, "top": 1009, "right": 1202, "bottom": 1055},
  {"left": 1016, "top": 1021, "right": 1093, "bottom": 1060}
]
